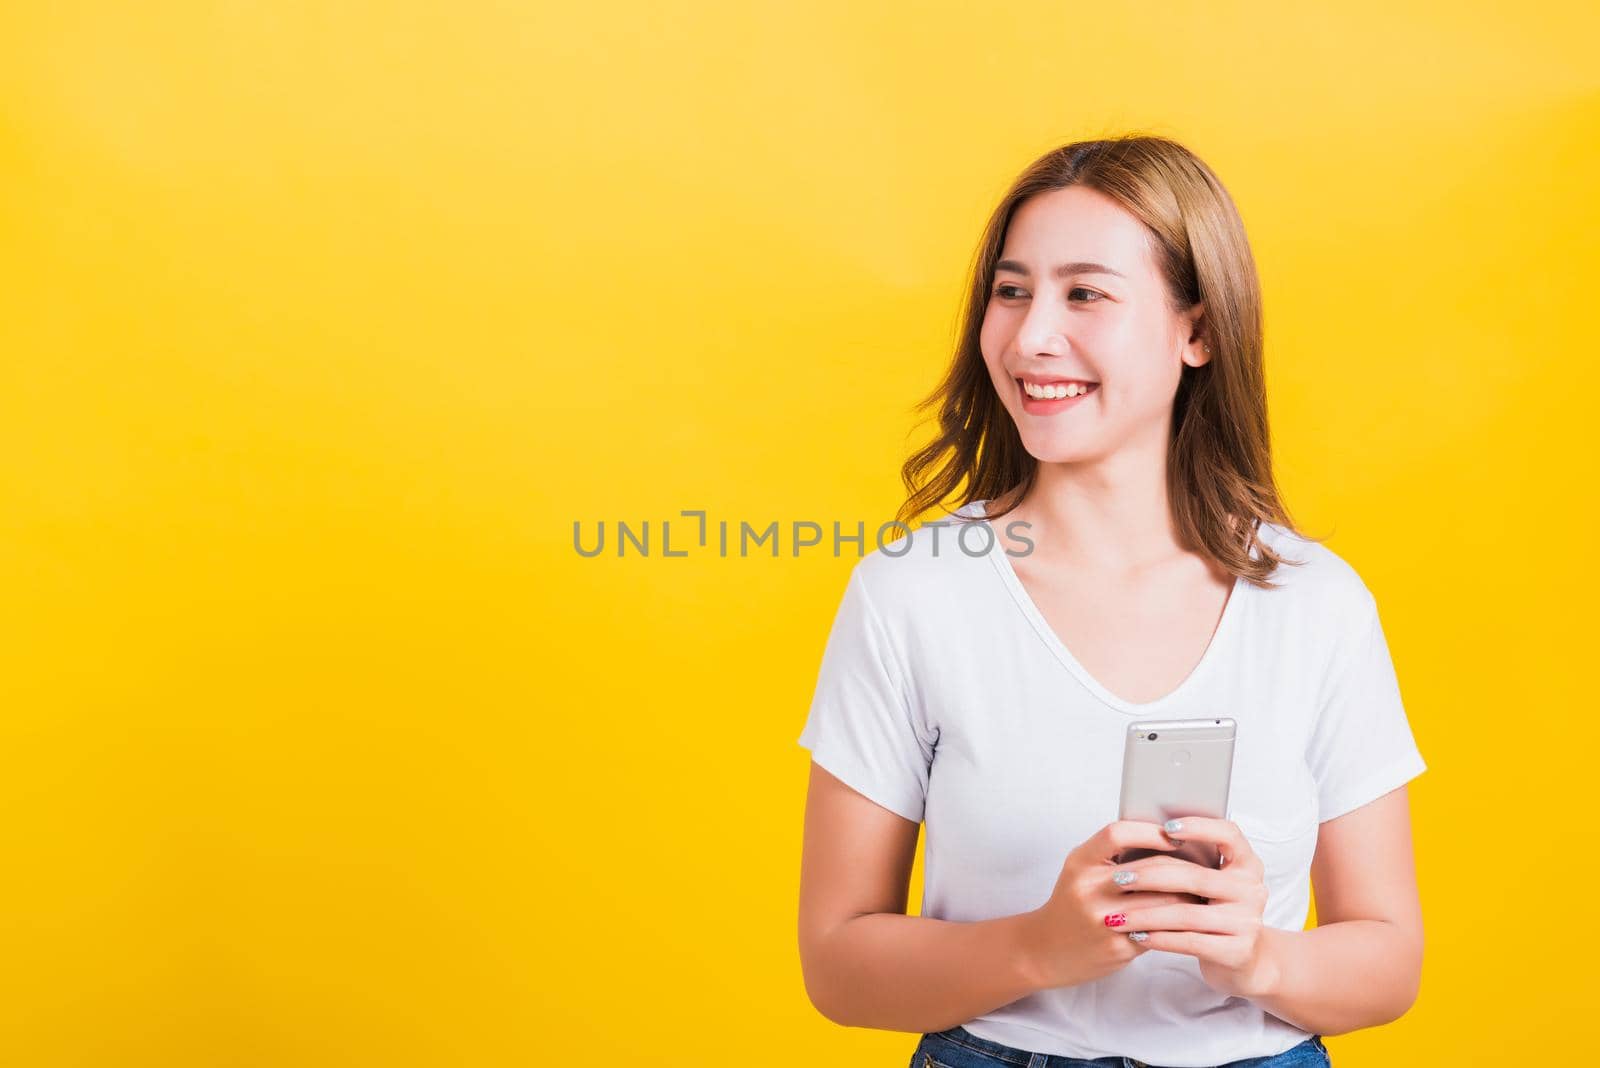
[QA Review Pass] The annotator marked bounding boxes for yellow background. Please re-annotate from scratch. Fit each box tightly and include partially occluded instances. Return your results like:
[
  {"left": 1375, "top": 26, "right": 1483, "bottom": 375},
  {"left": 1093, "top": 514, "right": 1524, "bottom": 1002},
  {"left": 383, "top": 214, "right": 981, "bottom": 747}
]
[{"left": 1, "top": 2, "right": 1594, "bottom": 1064}]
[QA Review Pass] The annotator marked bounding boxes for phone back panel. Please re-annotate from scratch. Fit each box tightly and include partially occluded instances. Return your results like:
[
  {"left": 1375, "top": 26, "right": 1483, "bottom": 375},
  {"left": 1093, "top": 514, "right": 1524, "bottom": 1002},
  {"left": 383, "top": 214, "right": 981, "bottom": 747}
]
[{"left": 1116, "top": 718, "right": 1236, "bottom": 867}]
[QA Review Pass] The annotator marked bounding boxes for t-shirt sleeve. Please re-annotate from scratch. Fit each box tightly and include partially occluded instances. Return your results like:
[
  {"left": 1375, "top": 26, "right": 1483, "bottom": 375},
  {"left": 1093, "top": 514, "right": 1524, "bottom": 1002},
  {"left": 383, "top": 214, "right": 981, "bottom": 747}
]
[
  {"left": 796, "top": 567, "right": 935, "bottom": 824},
  {"left": 1305, "top": 598, "right": 1428, "bottom": 822}
]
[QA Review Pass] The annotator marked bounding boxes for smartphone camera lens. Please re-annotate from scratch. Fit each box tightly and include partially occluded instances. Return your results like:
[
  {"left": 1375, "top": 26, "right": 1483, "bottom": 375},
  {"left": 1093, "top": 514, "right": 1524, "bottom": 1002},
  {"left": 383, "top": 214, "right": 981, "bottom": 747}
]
[{"left": 1148, "top": 732, "right": 1158, "bottom": 740}]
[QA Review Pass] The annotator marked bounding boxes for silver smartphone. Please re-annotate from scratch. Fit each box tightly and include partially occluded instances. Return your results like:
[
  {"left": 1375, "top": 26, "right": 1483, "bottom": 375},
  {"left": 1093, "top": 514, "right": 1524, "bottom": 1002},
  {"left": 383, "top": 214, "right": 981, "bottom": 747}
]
[{"left": 1115, "top": 718, "right": 1236, "bottom": 869}]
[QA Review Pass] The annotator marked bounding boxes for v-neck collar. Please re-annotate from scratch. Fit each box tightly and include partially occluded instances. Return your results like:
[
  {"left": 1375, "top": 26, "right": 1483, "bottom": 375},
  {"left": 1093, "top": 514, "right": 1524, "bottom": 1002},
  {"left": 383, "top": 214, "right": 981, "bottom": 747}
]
[{"left": 960, "top": 499, "right": 1254, "bottom": 717}]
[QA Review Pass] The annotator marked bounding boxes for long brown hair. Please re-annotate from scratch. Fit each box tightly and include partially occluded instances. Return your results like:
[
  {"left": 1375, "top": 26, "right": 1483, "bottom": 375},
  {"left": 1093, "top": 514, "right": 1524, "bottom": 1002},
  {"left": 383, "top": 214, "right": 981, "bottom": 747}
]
[{"left": 898, "top": 134, "right": 1319, "bottom": 588}]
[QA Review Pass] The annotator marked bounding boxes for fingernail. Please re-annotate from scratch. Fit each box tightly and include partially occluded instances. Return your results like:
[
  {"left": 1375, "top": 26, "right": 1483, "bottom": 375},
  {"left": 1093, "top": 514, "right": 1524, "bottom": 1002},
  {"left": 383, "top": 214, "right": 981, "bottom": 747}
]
[
  {"left": 1103, "top": 913, "right": 1127, "bottom": 927},
  {"left": 1163, "top": 819, "right": 1184, "bottom": 833},
  {"left": 1112, "top": 871, "right": 1137, "bottom": 886},
  {"left": 1127, "top": 931, "right": 1149, "bottom": 943}
]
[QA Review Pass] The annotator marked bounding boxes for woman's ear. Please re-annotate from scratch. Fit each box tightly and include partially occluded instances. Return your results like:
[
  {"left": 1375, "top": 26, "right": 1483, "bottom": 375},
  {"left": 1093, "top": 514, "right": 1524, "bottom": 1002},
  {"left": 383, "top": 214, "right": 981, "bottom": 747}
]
[{"left": 1183, "top": 303, "right": 1210, "bottom": 368}]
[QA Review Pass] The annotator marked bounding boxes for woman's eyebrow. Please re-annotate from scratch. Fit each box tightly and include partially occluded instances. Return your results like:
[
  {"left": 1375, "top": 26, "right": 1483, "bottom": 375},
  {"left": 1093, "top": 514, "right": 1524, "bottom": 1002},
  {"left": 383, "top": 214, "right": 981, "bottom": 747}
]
[{"left": 994, "top": 259, "right": 1127, "bottom": 279}]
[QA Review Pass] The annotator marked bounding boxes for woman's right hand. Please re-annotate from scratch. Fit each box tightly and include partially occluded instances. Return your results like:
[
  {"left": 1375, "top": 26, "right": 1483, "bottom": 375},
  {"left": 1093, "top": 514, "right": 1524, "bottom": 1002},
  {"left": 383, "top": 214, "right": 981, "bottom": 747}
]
[{"left": 1020, "top": 820, "right": 1207, "bottom": 990}]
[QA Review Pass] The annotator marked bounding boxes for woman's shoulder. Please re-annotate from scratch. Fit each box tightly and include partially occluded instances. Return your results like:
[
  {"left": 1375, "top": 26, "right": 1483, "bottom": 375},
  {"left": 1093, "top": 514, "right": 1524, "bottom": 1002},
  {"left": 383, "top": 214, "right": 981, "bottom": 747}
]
[
  {"left": 845, "top": 500, "right": 1003, "bottom": 618},
  {"left": 1253, "top": 520, "right": 1380, "bottom": 625}
]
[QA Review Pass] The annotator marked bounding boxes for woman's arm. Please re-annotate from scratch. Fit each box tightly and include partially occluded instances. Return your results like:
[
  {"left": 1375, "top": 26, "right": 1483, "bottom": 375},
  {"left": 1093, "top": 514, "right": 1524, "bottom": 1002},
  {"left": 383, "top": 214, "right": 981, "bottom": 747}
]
[
  {"left": 802, "top": 906, "right": 1045, "bottom": 1033},
  {"left": 798, "top": 761, "right": 1192, "bottom": 1032},
  {"left": 797, "top": 762, "right": 1043, "bottom": 1032},
  {"left": 1250, "top": 785, "right": 1424, "bottom": 1035}
]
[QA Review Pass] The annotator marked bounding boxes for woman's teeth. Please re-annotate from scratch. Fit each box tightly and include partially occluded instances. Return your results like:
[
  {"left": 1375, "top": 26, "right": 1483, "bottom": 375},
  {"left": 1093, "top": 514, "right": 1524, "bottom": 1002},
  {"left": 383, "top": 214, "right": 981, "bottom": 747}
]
[{"left": 1022, "top": 380, "right": 1097, "bottom": 400}]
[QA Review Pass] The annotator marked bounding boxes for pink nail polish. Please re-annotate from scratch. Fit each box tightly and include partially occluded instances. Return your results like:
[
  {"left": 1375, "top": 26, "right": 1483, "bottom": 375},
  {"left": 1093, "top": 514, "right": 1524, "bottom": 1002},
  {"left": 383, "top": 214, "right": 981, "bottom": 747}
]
[{"left": 1103, "top": 913, "right": 1127, "bottom": 927}]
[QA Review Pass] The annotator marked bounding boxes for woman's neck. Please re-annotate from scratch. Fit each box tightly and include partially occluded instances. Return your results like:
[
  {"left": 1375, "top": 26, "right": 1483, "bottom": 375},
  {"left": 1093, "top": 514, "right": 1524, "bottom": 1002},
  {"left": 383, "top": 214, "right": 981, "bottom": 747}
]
[{"left": 1007, "top": 440, "right": 1186, "bottom": 577}]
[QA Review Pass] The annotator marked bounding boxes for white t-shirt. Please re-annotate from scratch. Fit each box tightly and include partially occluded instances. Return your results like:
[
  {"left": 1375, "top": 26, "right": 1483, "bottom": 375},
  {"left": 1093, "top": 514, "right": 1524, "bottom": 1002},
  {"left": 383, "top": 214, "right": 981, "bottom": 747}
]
[{"left": 796, "top": 500, "right": 1426, "bottom": 1066}]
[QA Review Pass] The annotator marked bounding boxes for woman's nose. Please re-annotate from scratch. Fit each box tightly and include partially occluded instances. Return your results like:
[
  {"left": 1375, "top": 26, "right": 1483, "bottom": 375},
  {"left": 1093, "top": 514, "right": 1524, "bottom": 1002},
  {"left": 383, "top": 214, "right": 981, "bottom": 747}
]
[
  {"left": 1013, "top": 321, "right": 1071, "bottom": 361},
  {"left": 1011, "top": 300, "right": 1072, "bottom": 359}
]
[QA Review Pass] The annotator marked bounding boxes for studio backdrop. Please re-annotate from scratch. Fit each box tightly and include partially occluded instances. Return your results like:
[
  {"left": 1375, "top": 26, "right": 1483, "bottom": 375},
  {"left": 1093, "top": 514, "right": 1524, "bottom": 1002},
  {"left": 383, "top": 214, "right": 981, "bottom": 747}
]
[{"left": 1, "top": 3, "right": 1594, "bottom": 1065}]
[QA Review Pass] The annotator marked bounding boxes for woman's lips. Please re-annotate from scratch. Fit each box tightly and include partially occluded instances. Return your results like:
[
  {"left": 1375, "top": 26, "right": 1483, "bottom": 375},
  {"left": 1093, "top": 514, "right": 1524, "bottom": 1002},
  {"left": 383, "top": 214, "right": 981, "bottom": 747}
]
[{"left": 1017, "top": 378, "right": 1098, "bottom": 414}]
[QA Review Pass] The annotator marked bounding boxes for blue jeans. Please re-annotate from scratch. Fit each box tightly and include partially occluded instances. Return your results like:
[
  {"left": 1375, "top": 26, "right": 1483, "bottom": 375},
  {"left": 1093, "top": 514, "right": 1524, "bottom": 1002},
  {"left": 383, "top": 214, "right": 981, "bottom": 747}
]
[{"left": 909, "top": 1025, "right": 1331, "bottom": 1068}]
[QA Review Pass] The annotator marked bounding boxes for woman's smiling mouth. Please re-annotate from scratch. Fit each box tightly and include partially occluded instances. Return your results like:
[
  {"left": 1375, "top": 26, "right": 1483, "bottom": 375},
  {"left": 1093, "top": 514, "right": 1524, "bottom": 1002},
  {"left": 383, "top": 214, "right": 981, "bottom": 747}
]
[{"left": 1016, "top": 376, "right": 1098, "bottom": 412}]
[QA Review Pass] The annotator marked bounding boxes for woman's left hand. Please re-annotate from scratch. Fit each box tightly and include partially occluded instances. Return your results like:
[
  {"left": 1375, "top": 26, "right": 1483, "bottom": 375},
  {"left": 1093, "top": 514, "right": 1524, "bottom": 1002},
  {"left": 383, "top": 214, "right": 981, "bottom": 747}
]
[{"left": 1106, "top": 816, "right": 1282, "bottom": 999}]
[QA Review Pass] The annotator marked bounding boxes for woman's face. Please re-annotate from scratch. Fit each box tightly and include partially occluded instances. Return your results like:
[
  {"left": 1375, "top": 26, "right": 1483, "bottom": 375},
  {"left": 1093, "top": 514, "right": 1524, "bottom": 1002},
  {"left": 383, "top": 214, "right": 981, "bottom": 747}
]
[{"left": 979, "top": 185, "right": 1208, "bottom": 465}]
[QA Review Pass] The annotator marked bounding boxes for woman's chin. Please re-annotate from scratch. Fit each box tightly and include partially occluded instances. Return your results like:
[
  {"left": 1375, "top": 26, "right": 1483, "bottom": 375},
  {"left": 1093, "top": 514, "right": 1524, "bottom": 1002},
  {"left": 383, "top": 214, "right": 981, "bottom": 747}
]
[{"left": 1017, "top": 434, "right": 1102, "bottom": 465}]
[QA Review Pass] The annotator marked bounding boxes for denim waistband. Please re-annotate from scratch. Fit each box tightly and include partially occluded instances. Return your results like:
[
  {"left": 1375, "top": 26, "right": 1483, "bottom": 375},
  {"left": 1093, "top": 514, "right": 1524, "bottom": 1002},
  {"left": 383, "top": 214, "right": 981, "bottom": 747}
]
[
  {"left": 928, "top": 1025, "right": 1121, "bottom": 1066},
  {"left": 921, "top": 1025, "right": 1329, "bottom": 1068}
]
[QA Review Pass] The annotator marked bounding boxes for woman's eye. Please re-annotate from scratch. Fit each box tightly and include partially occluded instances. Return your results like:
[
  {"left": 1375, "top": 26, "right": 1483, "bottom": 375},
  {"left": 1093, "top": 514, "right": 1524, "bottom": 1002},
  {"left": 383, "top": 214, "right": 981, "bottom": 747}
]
[{"left": 991, "top": 284, "right": 1102, "bottom": 302}]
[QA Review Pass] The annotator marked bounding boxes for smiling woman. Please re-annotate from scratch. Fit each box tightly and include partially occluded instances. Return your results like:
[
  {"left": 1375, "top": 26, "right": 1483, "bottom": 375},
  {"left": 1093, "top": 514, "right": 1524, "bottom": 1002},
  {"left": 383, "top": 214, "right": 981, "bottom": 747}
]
[
  {"left": 897, "top": 139, "right": 1281, "bottom": 588},
  {"left": 796, "top": 135, "right": 1426, "bottom": 1068}
]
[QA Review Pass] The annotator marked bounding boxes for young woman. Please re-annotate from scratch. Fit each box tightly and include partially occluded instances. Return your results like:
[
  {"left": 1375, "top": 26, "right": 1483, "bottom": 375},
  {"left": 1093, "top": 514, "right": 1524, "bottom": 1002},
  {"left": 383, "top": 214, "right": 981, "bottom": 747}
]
[{"left": 796, "top": 136, "right": 1426, "bottom": 1068}]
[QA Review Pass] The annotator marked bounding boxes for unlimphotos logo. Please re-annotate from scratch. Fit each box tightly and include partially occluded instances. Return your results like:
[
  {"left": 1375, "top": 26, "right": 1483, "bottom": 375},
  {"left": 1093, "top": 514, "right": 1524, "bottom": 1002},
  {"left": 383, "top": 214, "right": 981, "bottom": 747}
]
[{"left": 572, "top": 510, "right": 1034, "bottom": 559}]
